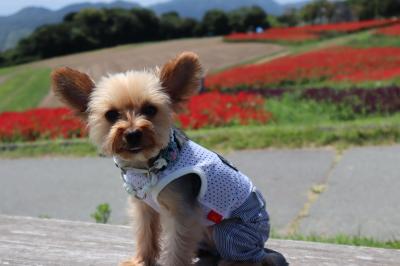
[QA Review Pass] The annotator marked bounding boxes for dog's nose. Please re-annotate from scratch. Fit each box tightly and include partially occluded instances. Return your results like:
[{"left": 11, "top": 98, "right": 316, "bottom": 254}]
[{"left": 124, "top": 130, "right": 143, "bottom": 146}]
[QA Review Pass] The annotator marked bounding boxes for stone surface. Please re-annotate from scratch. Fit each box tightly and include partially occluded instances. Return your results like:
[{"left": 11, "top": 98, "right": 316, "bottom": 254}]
[
  {"left": 1, "top": 215, "right": 400, "bottom": 266},
  {"left": 0, "top": 148, "right": 335, "bottom": 230},
  {"left": 299, "top": 145, "right": 400, "bottom": 241},
  {"left": 226, "top": 148, "right": 335, "bottom": 231},
  {"left": 1, "top": 145, "right": 400, "bottom": 242},
  {"left": 0, "top": 157, "right": 129, "bottom": 224}
]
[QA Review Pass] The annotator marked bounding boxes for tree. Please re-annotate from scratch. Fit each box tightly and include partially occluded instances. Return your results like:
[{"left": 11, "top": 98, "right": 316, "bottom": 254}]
[
  {"left": 63, "top": 12, "right": 77, "bottom": 22},
  {"left": 229, "top": 6, "right": 269, "bottom": 32},
  {"left": 202, "top": 9, "right": 230, "bottom": 36},
  {"left": 278, "top": 8, "right": 300, "bottom": 27},
  {"left": 243, "top": 6, "right": 269, "bottom": 31},
  {"left": 301, "top": 0, "right": 335, "bottom": 24},
  {"left": 106, "top": 8, "right": 143, "bottom": 44},
  {"left": 348, "top": 0, "right": 400, "bottom": 19},
  {"left": 72, "top": 8, "right": 108, "bottom": 47},
  {"left": 130, "top": 8, "right": 160, "bottom": 41},
  {"left": 160, "top": 12, "right": 184, "bottom": 39},
  {"left": 180, "top": 18, "right": 198, "bottom": 37},
  {"left": 381, "top": 0, "right": 400, "bottom": 17}
]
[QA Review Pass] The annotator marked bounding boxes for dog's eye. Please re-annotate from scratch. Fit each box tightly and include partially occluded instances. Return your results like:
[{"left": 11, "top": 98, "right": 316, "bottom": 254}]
[
  {"left": 105, "top": 109, "right": 120, "bottom": 123},
  {"left": 141, "top": 105, "right": 157, "bottom": 117}
]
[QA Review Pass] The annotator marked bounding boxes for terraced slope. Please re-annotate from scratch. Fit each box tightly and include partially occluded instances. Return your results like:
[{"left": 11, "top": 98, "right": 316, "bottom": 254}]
[{"left": 32, "top": 37, "right": 283, "bottom": 107}]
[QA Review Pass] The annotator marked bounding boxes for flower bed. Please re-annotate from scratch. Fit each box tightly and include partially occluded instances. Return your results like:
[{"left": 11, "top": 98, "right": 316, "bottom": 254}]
[
  {"left": 225, "top": 19, "right": 400, "bottom": 43},
  {"left": 376, "top": 24, "right": 400, "bottom": 36},
  {"left": 303, "top": 87, "right": 400, "bottom": 114},
  {"left": 306, "top": 19, "right": 398, "bottom": 34},
  {"left": 0, "top": 108, "right": 86, "bottom": 142},
  {"left": 177, "top": 92, "right": 270, "bottom": 129},
  {"left": 205, "top": 46, "right": 400, "bottom": 89},
  {"left": 223, "top": 87, "right": 400, "bottom": 114},
  {"left": 0, "top": 92, "right": 270, "bottom": 142}
]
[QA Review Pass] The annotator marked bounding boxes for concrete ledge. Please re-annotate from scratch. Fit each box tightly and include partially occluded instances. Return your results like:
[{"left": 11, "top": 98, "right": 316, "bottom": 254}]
[{"left": 0, "top": 215, "right": 399, "bottom": 266}]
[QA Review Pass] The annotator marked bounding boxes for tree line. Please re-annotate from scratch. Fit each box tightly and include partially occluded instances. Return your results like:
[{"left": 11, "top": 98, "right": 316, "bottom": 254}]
[
  {"left": 278, "top": 0, "right": 400, "bottom": 26},
  {"left": 0, "top": 6, "right": 268, "bottom": 66}
]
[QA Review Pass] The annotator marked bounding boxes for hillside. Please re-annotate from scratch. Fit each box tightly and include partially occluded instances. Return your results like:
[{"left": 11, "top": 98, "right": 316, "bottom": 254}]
[
  {"left": 151, "top": 0, "right": 284, "bottom": 19},
  {"left": 0, "top": 0, "right": 284, "bottom": 52},
  {"left": 0, "top": 37, "right": 283, "bottom": 110}
]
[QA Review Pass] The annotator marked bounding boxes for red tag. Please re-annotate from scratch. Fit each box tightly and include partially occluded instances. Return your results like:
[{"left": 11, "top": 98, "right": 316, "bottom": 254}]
[{"left": 207, "top": 210, "right": 223, "bottom": 224}]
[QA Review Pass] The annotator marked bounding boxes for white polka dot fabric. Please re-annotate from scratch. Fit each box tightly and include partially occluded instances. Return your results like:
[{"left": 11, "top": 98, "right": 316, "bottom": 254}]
[{"left": 124, "top": 140, "right": 254, "bottom": 225}]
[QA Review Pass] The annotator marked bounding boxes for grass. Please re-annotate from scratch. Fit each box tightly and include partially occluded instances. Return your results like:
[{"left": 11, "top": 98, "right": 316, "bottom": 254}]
[
  {"left": 271, "top": 232, "right": 400, "bottom": 250},
  {"left": 0, "top": 139, "right": 97, "bottom": 158},
  {"left": 0, "top": 65, "right": 19, "bottom": 76},
  {"left": 192, "top": 119, "right": 400, "bottom": 152},
  {"left": 2, "top": 113, "right": 399, "bottom": 158},
  {"left": 266, "top": 94, "right": 360, "bottom": 124},
  {"left": 285, "top": 30, "right": 374, "bottom": 55},
  {"left": 0, "top": 67, "right": 51, "bottom": 112},
  {"left": 1, "top": 94, "right": 399, "bottom": 158},
  {"left": 347, "top": 33, "right": 400, "bottom": 48}
]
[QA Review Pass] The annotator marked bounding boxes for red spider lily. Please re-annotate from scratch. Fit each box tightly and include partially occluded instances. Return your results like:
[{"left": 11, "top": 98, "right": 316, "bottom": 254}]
[
  {"left": 376, "top": 24, "right": 400, "bottom": 36},
  {"left": 205, "top": 47, "right": 400, "bottom": 89},
  {"left": 0, "top": 108, "right": 86, "bottom": 142},
  {"left": 177, "top": 92, "right": 271, "bottom": 129},
  {"left": 225, "top": 18, "right": 400, "bottom": 43},
  {"left": 305, "top": 18, "right": 399, "bottom": 33},
  {"left": 0, "top": 92, "right": 270, "bottom": 142}
]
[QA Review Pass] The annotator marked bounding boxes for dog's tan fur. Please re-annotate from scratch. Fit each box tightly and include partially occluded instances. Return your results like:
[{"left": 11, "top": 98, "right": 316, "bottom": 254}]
[{"left": 52, "top": 52, "right": 269, "bottom": 266}]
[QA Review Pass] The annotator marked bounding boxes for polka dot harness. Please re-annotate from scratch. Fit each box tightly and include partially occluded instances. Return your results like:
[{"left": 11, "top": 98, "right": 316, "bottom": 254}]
[{"left": 114, "top": 129, "right": 254, "bottom": 225}]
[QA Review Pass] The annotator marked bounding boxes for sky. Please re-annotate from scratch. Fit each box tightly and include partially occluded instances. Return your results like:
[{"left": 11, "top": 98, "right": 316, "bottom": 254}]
[{"left": 0, "top": 0, "right": 303, "bottom": 16}]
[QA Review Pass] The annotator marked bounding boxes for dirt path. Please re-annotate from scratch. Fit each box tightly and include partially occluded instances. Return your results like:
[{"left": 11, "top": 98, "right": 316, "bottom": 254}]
[{"left": 35, "top": 37, "right": 283, "bottom": 107}]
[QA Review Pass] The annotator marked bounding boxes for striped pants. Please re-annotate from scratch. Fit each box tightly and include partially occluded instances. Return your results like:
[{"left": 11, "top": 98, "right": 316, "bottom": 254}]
[{"left": 200, "top": 189, "right": 271, "bottom": 262}]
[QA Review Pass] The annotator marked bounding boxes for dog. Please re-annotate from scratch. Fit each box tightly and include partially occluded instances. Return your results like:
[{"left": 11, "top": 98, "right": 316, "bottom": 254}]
[{"left": 51, "top": 52, "right": 288, "bottom": 266}]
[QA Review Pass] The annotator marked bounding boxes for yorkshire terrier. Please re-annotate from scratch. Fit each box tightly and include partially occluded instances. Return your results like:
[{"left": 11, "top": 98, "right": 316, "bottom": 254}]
[{"left": 51, "top": 52, "right": 288, "bottom": 266}]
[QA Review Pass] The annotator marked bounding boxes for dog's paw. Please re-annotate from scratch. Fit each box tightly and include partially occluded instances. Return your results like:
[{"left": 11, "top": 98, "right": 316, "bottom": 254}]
[
  {"left": 119, "top": 257, "right": 157, "bottom": 266},
  {"left": 118, "top": 258, "right": 141, "bottom": 266},
  {"left": 194, "top": 256, "right": 220, "bottom": 266}
]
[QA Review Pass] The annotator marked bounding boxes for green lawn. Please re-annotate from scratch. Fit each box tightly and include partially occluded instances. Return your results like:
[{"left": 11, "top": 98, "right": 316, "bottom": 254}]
[
  {"left": 347, "top": 32, "right": 400, "bottom": 48},
  {"left": 0, "top": 66, "right": 51, "bottom": 112},
  {"left": 271, "top": 232, "right": 400, "bottom": 250}
]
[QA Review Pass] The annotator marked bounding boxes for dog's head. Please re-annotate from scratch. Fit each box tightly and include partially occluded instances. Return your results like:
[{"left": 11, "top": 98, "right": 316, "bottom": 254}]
[{"left": 52, "top": 52, "right": 202, "bottom": 163}]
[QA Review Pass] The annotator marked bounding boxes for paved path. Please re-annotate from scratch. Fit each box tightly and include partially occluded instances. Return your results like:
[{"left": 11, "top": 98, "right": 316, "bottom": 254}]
[{"left": 0, "top": 145, "right": 399, "bottom": 241}]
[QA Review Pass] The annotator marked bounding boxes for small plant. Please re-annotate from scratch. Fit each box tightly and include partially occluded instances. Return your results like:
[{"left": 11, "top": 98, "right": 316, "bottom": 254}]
[{"left": 91, "top": 203, "right": 111, "bottom": 224}]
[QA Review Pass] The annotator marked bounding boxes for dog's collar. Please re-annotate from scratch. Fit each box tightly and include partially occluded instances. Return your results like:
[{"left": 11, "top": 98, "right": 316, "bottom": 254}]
[{"left": 114, "top": 128, "right": 187, "bottom": 199}]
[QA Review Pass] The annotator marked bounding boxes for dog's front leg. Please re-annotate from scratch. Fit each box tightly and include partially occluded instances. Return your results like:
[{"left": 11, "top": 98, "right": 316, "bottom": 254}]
[
  {"left": 158, "top": 174, "right": 203, "bottom": 266},
  {"left": 120, "top": 198, "right": 161, "bottom": 266}
]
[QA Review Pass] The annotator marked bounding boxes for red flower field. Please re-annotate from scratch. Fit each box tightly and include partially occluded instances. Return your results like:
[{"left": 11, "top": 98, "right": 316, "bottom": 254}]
[
  {"left": 225, "top": 19, "right": 399, "bottom": 43},
  {"left": 0, "top": 92, "right": 270, "bottom": 142},
  {"left": 376, "top": 24, "right": 400, "bottom": 36},
  {"left": 205, "top": 46, "right": 400, "bottom": 89},
  {"left": 177, "top": 92, "right": 270, "bottom": 129},
  {"left": 0, "top": 108, "right": 87, "bottom": 142}
]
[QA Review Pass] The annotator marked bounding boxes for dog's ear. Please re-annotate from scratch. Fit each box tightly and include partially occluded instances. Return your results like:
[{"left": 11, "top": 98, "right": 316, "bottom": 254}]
[
  {"left": 160, "top": 52, "right": 202, "bottom": 111},
  {"left": 51, "top": 67, "right": 95, "bottom": 118}
]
